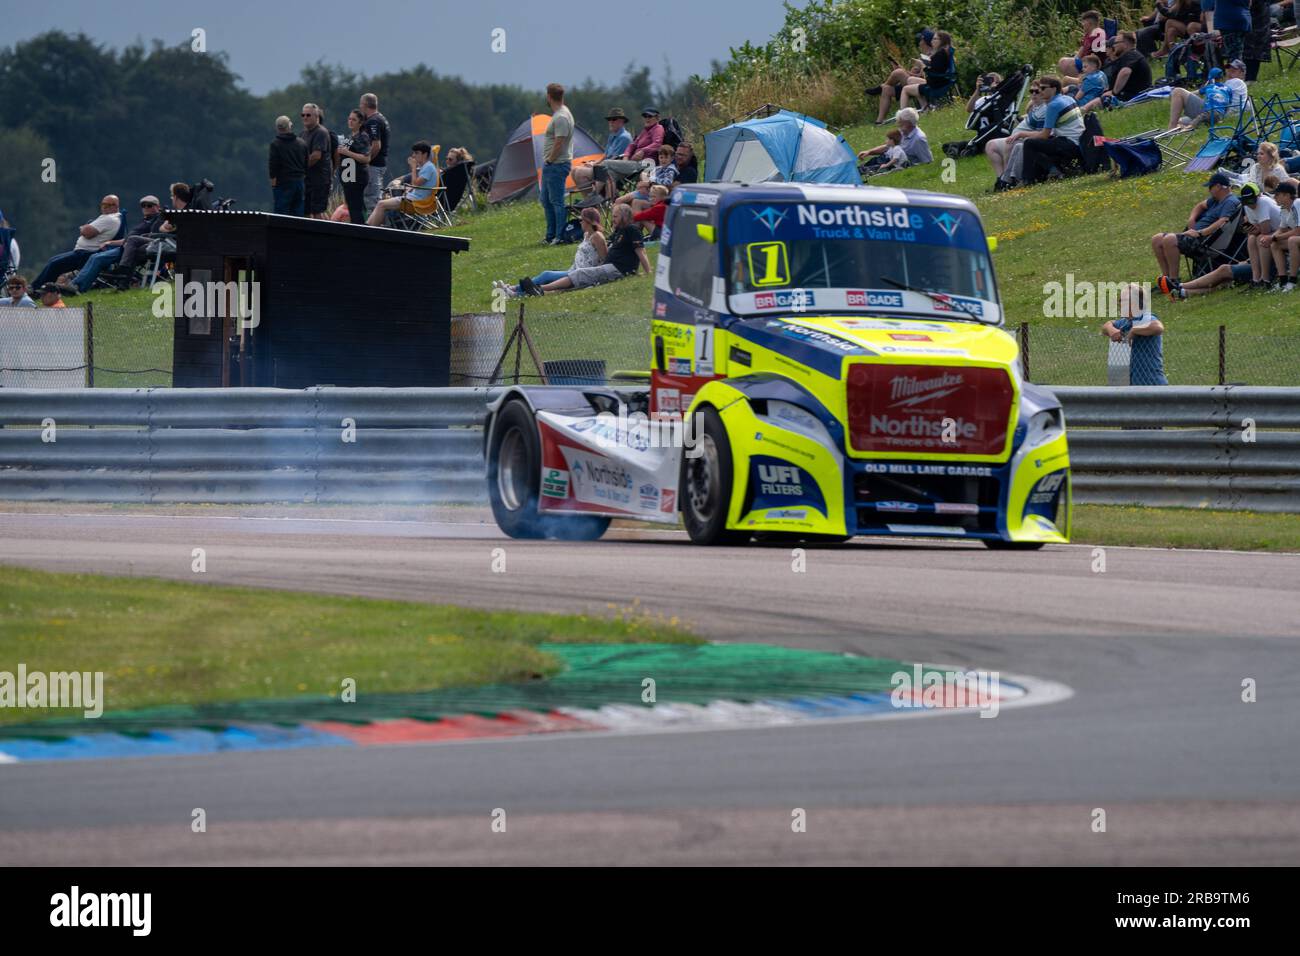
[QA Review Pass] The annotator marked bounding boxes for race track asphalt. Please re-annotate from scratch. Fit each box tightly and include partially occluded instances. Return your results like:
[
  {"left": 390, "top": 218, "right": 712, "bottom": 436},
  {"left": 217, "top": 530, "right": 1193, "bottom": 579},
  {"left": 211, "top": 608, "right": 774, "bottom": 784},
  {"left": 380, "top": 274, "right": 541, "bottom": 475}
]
[{"left": 1, "top": 508, "right": 1298, "bottom": 865}]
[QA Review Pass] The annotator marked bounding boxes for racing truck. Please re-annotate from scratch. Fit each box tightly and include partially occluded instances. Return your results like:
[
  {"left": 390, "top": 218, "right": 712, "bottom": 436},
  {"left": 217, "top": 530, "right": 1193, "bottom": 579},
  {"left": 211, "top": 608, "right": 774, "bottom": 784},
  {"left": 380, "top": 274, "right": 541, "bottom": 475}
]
[{"left": 484, "top": 182, "right": 1070, "bottom": 547}]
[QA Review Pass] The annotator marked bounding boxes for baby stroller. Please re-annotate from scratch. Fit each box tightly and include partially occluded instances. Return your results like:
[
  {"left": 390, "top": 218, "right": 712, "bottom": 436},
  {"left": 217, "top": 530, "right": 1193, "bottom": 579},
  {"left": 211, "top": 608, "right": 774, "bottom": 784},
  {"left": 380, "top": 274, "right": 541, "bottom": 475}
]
[
  {"left": 1164, "top": 31, "right": 1222, "bottom": 88},
  {"left": 942, "top": 66, "right": 1033, "bottom": 160}
]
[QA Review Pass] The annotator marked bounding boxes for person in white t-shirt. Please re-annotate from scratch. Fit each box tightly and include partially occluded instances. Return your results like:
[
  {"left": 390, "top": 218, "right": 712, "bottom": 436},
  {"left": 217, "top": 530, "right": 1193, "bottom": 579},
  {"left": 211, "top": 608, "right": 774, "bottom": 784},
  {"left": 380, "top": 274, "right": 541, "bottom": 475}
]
[
  {"left": 1261, "top": 181, "right": 1300, "bottom": 291},
  {"left": 1167, "top": 61, "right": 1250, "bottom": 130},
  {"left": 31, "top": 195, "right": 122, "bottom": 289},
  {"left": 1240, "top": 182, "right": 1281, "bottom": 286}
]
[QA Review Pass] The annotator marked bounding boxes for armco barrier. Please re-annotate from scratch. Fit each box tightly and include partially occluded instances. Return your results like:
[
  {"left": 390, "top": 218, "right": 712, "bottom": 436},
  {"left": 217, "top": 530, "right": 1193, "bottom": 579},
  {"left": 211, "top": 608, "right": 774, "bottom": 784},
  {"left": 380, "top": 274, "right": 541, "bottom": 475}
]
[{"left": 1, "top": 386, "right": 1298, "bottom": 511}]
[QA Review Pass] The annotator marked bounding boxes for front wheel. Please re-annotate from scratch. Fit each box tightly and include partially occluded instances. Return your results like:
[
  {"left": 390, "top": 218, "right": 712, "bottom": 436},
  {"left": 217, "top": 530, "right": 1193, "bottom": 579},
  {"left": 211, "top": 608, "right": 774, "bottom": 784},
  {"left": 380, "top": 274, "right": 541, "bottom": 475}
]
[
  {"left": 487, "top": 400, "right": 610, "bottom": 541},
  {"left": 680, "top": 405, "right": 749, "bottom": 545},
  {"left": 982, "top": 539, "right": 1045, "bottom": 551}
]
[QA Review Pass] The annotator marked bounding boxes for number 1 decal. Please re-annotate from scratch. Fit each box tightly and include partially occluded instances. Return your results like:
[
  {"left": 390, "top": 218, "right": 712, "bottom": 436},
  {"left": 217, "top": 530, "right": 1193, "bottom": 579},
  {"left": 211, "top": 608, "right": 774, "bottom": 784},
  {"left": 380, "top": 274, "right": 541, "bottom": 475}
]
[
  {"left": 746, "top": 241, "right": 789, "bottom": 287},
  {"left": 694, "top": 325, "right": 714, "bottom": 376}
]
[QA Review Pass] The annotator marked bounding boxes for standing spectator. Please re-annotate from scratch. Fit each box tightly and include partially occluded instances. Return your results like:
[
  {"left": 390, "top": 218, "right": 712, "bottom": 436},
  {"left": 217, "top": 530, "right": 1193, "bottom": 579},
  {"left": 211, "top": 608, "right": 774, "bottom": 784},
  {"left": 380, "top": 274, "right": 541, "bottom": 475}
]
[
  {"left": 1, "top": 275, "right": 36, "bottom": 307},
  {"left": 1103, "top": 33, "right": 1153, "bottom": 103},
  {"left": 1102, "top": 284, "right": 1168, "bottom": 385},
  {"left": 1239, "top": 182, "right": 1280, "bottom": 286},
  {"left": 336, "top": 109, "right": 372, "bottom": 225},
  {"left": 68, "top": 195, "right": 164, "bottom": 293},
  {"left": 1214, "top": 0, "right": 1252, "bottom": 65},
  {"left": 1244, "top": 0, "right": 1271, "bottom": 80},
  {"left": 1151, "top": 171, "right": 1242, "bottom": 279},
  {"left": 1260, "top": 180, "right": 1299, "bottom": 289},
  {"left": 624, "top": 107, "right": 665, "bottom": 162},
  {"left": 571, "top": 107, "right": 634, "bottom": 194},
  {"left": 540, "top": 82, "right": 575, "bottom": 245},
  {"left": 1059, "top": 10, "right": 1110, "bottom": 79},
  {"left": 268, "top": 115, "right": 308, "bottom": 216},
  {"left": 1021, "top": 76, "right": 1084, "bottom": 184},
  {"left": 360, "top": 93, "right": 391, "bottom": 213},
  {"left": 31, "top": 196, "right": 121, "bottom": 290},
  {"left": 900, "top": 30, "right": 957, "bottom": 110},
  {"left": 301, "top": 103, "right": 334, "bottom": 220}
]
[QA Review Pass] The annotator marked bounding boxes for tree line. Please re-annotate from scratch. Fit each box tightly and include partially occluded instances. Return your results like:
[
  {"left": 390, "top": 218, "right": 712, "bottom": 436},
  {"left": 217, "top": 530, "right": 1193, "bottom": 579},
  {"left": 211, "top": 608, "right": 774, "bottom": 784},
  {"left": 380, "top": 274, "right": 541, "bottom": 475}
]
[{"left": 0, "top": 31, "right": 706, "bottom": 267}]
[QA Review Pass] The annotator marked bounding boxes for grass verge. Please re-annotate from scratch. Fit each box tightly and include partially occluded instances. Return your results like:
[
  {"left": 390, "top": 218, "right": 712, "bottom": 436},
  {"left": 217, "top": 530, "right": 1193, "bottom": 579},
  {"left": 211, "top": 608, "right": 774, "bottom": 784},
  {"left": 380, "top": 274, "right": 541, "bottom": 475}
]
[
  {"left": 0, "top": 566, "right": 698, "bottom": 725},
  {"left": 1072, "top": 504, "right": 1300, "bottom": 551}
]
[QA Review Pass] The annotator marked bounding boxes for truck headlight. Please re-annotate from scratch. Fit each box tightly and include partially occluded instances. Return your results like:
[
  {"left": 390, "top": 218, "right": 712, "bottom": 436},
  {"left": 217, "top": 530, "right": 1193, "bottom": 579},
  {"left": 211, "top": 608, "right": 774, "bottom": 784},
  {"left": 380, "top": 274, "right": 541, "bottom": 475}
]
[{"left": 1024, "top": 408, "right": 1064, "bottom": 447}]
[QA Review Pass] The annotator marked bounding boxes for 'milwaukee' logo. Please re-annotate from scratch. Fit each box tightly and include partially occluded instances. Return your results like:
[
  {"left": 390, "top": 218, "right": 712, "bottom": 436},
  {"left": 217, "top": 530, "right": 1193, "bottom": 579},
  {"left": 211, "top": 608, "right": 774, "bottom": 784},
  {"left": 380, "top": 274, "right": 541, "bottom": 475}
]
[
  {"left": 151, "top": 272, "right": 260, "bottom": 329},
  {"left": 887, "top": 371, "right": 965, "bottom": 407}
]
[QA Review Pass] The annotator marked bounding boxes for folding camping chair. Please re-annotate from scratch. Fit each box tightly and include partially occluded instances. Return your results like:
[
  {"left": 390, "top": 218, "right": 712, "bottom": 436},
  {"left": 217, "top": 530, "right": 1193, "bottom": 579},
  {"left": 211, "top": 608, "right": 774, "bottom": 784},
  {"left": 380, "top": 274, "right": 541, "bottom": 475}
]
[
  {"left": 1120, "top": 123, "right": 1199, "bottom": 170},
  {"left": 1273, "top": 24, "right": 1300, "bottom": 73},
  {"left": 1184, "top": 206, "right": 1248, "bottom": 280},
  {"left": 388, "top": 145, "right": 452, "bottom": 230},
  {"left": 1185, "top": 102, "right": 1262, "bottom": 173}
]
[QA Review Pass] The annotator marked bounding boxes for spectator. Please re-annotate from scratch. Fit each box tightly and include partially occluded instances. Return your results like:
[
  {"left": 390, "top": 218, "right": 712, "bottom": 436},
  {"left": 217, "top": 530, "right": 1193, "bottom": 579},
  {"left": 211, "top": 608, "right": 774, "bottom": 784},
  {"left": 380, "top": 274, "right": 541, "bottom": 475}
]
[
  {"left": 571, "top": 107, "right": 633, "bottom": 194},
  {"left": 359, "top": 93, "right": 391, "bottom": 213},
  {"left": 445, "top": 147, "right": 474, "bottom": 167},
  {"left": 1214, "top": 0, "right": 1252, "bottom": 65},
  {"left": 335, "top": 109, "right": 372, "bottom": 225},
  {"left": 67, "top": 195, "right": 164, "bottom": 294},
  {"left": 118, "top": 182, "right": 189, "bottom": 275},
  {"left": 35, "top": 284, "right": 67, "bottom": 308},
  {"left": 868, "top": 29, "right": 936, "bottom": 125},
  {"left": 632, "top": 184, "right": 672, "bottom": 237},
  {"left": 1101, "top": 284, "right": 1168, "bottom": 385},
  {"left": 613, "top": 176, "right": 654, "bottom": 211},
  {"left": 894, "top": 107, "right": 933, "bottom": 165},
  {"left": 1260, "top": 180, "right": 1299, "bottom": 289},
  {"left": 1160, "top": 259, "right": 1254, "bottom": 297},
  {"left": 1244, "top": 0, "right": 1271, "bottom": 80},
  {"left": 1150, "top": 2, "right": 1204, "bottom": 58},
  {"left": 301, "top": 103, "right": 334, "bottom": 220},
  {"left": 900, "top": 30, "right": 956, "bottom": 111},
  {"left": 1, "top": 275, "right": 36, "bottom": 307},
  {"left": 1249, "top": 141, "right": 1284, "bottom": 193},
  {"left": 31, "top": 195, "right": 121, "bottom": 290},
  {"left": 1151, "top": 170, "right": 1242, "bottom": 280},
  {"left": 540, "top": 82, "right": 575, "bottom": 245},
  {"left": 966, "top": 72, "right": 1004, "bottom": 115},
  {"left": 1021, "top": 76, "right": 1084, "bottom": 184},
  {"left": 624, "top": 107, "right": 665, "bottom": 162},
  {"left": 1167, "top": 60, "right": 1248, "bottom": 129},
  {"left": 367, "top": 141, "right": 439, "bottom": 227},
  {"left": 987, "top": 81, "right": 1049, "bottom": 187},
  {"left": 268, "top": 115, "right": 308, "bottom": 216},
  {"left": 648, "top": 145, "right": 679, "bottom": 187},
  {"left": 521, "top": 204, "right": 651, "bottom": 295},
  {"left": 1074, "top": 55, "right": 1109, "bottom": 112},
  {"left": 673, "top": 143, "right": 699, "bottom": 185},
  {"left": 859, "top": 128, "right": 909, "bottom": 173},
  {"left": 1103, "top": 32, "right": 1153, "bottom": 103},
  {"left": 1239, "top": 181, "right": 1280, "bottom": 286},
  {"left": 494, "top": 207, "right": 606, "bottom": 299},
  {"left": 1058, "top": 10, "right": 1110, "bottom": 79}
]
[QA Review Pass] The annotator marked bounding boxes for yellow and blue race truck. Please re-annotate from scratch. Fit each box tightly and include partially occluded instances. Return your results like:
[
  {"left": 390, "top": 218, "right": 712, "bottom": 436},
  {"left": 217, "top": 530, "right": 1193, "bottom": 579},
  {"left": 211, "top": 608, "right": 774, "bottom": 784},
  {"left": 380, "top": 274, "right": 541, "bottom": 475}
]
[{"left": 485, "top": 182, "right": 1070, "bottom": 547}]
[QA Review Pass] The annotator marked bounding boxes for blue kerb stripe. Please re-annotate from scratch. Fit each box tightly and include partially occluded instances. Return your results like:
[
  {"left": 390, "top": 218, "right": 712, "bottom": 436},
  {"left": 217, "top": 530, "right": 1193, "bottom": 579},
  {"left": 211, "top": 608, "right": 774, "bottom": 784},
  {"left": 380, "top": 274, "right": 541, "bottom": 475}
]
[{"left": 0, "top": 724, "right": 355, "bottom": 762}]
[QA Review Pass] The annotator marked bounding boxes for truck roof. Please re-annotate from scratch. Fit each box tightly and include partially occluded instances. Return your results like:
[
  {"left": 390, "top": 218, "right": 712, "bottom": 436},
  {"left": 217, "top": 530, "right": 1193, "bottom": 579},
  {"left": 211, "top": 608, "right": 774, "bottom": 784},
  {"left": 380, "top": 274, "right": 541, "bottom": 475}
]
[{"left": 672, "top": 181, "right": 980, "bottom": 217}]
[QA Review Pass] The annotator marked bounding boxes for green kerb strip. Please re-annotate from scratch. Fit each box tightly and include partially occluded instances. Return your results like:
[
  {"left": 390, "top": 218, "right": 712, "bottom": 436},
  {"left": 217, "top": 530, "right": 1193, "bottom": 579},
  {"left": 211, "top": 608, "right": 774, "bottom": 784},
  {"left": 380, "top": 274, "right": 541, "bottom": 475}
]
[{"left": 0, "top": 643, "right": 912, "bottom": 740}]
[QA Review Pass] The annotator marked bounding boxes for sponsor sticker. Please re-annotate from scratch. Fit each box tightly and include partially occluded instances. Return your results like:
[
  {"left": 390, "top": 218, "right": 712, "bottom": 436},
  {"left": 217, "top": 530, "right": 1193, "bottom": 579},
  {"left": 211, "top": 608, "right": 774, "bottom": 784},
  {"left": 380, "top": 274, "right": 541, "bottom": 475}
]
[
  {"left": 885, "top": 524, "right": 967, "bottom": 535},
  {"left": 888, "top": 333, "right": 931, "bottom": 342},
  {"left": 541, "top": 468, "right": 569, "bottom": 498},
  {"left": 657, "top": 388, "right": 681, "bottom": 412},
  {"left": 639, "top": 482, "right": 660, "bottom": 511},
  {"left": 660, "top": 489, "right": 676, "bottom": 513},
  {"left": 877, "top": 345, "right": 969, "bottom": 356},
  {"left": 766, "top": 508, "right": 808, "bottom": 520},
  {"left": 667, "top": 357, "right": 692, "bottom": 375},
  {"left": 875, "top": 500, "right": 920, "bottom": 513},
  {"left": 934, "top": 502, "right": 980, "bottom": 515},
  {"left": 846, "top": 290, "right": 905, "bottom": 309},
  {"left": 754, "top": 290, "right": 817, "bottom": 310},
  {"left": 655, "top": 302, "right": 668, "bottom": 317}
]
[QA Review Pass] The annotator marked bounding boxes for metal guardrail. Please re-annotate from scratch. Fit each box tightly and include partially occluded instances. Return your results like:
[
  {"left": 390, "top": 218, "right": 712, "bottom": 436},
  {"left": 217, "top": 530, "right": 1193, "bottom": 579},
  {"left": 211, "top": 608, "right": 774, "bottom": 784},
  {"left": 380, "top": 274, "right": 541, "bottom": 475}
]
[{"left": 0, "top": 385, "right": 1298, "bottom": 511}]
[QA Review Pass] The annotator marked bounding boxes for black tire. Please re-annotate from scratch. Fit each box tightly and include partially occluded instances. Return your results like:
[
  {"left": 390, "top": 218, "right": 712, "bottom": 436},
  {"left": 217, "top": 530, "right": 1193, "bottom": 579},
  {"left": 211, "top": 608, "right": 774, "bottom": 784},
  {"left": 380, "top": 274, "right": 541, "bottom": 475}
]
[
  {"left": 680, "top": 405, "right": 749, "bottom": 545},
  {"left": 982, "top": 538, "right": 1045, "bottom": 550},
  {"left": 487, "top": 401, "right": 610, "bottom": 541}
]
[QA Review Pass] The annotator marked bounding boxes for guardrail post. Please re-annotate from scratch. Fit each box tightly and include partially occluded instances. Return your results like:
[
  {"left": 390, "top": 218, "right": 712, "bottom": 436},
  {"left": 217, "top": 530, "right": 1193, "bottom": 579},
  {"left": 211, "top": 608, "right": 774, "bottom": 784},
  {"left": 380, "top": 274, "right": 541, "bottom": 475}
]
[
  {"left": 1019, "top": 322, "right": 1030, "bottom": 381},
  {"left": 86, "top": 301, "right": 94, "bottom": 389},
  {"left": 1218, "top": 325, "right": 1226, "bottom": 386}
]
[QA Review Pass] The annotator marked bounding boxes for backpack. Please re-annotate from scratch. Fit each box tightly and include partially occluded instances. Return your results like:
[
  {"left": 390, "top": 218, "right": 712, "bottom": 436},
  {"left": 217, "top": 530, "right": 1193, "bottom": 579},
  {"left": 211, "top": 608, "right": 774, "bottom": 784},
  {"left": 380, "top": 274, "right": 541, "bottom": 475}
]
[
  {"left": 1079, "top": 113, "right": 1111, "bottom": 175},
  {"left": 660, "top": 117, "right": 685, "bottom": 149},
  {"left": 559, "top": 218, "right": 584, "bottom": 244}
]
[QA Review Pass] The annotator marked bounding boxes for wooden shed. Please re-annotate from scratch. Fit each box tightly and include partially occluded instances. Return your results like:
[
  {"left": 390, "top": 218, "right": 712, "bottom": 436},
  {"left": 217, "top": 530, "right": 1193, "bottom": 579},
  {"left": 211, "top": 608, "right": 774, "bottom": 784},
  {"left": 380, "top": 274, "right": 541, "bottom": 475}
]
[{"left": 162, "top": 210, "right": 470, "bottom": 387}]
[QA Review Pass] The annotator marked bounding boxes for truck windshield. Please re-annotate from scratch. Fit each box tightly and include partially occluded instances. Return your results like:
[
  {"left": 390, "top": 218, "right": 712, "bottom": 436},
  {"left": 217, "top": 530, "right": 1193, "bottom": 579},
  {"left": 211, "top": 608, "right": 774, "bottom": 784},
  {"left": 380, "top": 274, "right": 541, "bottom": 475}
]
[{"left": 723, "top": 201, "right": 1000, "bottom": 324}]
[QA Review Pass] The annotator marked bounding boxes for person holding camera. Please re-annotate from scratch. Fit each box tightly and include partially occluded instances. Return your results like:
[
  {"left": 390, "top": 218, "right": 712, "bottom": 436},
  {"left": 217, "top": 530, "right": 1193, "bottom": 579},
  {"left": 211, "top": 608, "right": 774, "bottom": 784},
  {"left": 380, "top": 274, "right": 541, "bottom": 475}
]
[{"left": 966, "top": 73, "right": 1004, "bottom": 114}]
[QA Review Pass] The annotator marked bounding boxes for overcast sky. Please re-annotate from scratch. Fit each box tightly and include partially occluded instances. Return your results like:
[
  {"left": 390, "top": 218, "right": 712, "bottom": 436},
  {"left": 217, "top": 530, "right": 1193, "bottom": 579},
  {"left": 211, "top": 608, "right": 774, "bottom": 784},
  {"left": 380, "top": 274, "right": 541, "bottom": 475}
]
[{"left": 2, "top": 0, "right": 790, "bottom": 94}]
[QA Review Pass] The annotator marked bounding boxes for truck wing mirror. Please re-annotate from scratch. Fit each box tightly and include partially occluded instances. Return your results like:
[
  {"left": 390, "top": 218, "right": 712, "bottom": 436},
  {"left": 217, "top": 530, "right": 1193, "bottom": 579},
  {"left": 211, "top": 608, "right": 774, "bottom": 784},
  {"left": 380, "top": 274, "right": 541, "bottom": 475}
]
[
  {"left": 987, "top": 236, "right": 998, "bottom": 252},
  {"left": 696, "top": 224, "right": 716, "bottom": 243}
]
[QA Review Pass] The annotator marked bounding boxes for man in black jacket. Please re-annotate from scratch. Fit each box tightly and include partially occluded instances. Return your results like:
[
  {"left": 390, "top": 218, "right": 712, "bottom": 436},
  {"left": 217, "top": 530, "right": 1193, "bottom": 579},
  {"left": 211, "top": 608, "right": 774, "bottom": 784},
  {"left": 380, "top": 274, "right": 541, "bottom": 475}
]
[{"left": 269, "top": 115, "right": 309, "bottom": 216}]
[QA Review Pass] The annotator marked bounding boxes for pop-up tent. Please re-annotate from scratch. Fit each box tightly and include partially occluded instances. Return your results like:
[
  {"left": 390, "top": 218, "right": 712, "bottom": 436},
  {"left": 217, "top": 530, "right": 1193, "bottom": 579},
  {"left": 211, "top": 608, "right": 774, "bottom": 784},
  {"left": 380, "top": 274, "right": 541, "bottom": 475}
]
[
  {"left": 704, "top": 109, "right": 858, "bottom": 185},
  {"left": 488, "top": 114, "right": 605, "bottom": 203}
]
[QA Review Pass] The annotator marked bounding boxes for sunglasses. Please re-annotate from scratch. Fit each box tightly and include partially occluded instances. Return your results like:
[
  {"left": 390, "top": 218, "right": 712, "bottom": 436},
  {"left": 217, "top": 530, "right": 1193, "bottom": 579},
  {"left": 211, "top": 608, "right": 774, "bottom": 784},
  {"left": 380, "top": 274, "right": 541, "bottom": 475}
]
[{"left": 6, "top": 284, "right": 24, "bottom": 290}]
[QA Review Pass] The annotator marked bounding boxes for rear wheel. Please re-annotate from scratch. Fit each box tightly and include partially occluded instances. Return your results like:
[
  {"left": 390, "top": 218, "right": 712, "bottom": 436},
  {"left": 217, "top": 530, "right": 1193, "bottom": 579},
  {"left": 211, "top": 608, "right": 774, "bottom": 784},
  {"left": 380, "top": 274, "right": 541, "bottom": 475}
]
[
  {"left": 487, "top": 401, "right": 609, "bottom": 541},
  {"left": 680, "top": 406, "right": 749, "bottom": 545}
]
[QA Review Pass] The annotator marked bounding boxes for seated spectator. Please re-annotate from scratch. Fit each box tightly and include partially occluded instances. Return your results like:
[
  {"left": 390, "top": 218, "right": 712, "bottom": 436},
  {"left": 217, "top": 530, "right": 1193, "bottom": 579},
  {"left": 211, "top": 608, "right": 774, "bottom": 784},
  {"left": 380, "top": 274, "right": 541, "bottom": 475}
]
[
  {"left": 868, "top": 29, "right": 936, "bottom": 125},
  {"left": 1102, "top": 32, "right": 1154, "bottom": 104},
  {"left": 519, "top": 204, "right": 651, "bottom": 295},
  {"left": 893, "top": 108, "right": 933, "bottom": 165},
  {"left": 367, "top": 142, "right": 439, "bottom": 227},
  {"left": 1260, "top": 180, "right": 1299, "bottom": 290},
  {"left": 1248, "top": 141, "right": 1283, "bottom": 193},
  {"left": 571, "top": 108, "right": 633, "bottom": 193},
  {"left": 673, "top": 143, "right": 699, "bottom": 185},
  {"left": 1167, "top": 61, "right": 1249, "bottom": 129},
  {"left": 119, "top": 182, "right": 189, "bottom": 275},
  {"left": 858, "top": 128, "right": 909, "bottom": 173},
  {"left": 67, "top": 195, "right": 164, "bottom": 294},
  {"left": 1147, "top": 1, "right": 1204, "bottom": 58},
  {"left": 1159, "top": 259, "right": 1254, "bottom": 298},
  {"left": 1074, "top": 55, "right": 1109, "bottom": 112},
  {"left": 633, "top": 184, "right": 671, "bottom": 237},
  {"left": 1058, "top": 9, "right": 1110, "bottom": 79},
  {"left": 1240, "top": 182, "right": 1281, "bottom": 286},
  {"left": 1151, "top": 170, "right": 1242, "bottom": 281},
  {"left": 648, "top": 145, "right": 680, "bottom": 187},
  {"left": 625, "top": 108, "right": 665, "bottom": 162},
  {"left": 445, "top": 147, "right": 474, "bottom": 168},
  {"left": 1101, "top": 283, "right": 1168, "bottom": 385},
  {"left": 614, "top": 176, "right": 655, "bottom": 211},
  {"left": 32, "top": 196, "right": 121, "bottom": 290},
  {"left": 966, "top": 73, "right": 1004, "bottom": 114},
  {"left": 495, "top": 208, "right": 606, "bottom": 299},
  {"left": 987, "top": 82, "right": 1049, "bottom": 187},
  {"left": 1021, "top": 76, "right": 1085, "bottom": 184},
  {"left": 1, "top": 274, "right": 36, "bottom": 307},
  {"left": 34, "top": 284, "right": 67, "bottom": 308},
  {"left": 900, "top": 30, "right": 957, "bottom": 111}
]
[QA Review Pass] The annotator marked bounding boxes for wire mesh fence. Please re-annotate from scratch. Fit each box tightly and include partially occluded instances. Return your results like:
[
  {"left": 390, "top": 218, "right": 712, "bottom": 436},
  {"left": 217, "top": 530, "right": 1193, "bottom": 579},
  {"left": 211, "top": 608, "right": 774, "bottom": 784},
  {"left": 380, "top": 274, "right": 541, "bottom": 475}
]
[{"left": 4, "top": 297, "right": 1298, "bottom": 388}]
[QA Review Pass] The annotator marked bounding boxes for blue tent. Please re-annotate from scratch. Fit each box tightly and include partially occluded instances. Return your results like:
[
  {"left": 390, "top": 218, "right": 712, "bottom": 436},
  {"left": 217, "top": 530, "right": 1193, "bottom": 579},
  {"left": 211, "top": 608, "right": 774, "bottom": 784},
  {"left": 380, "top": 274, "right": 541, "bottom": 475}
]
[{"left": 704, "top": 110, "right": 858, "bottom": 185}]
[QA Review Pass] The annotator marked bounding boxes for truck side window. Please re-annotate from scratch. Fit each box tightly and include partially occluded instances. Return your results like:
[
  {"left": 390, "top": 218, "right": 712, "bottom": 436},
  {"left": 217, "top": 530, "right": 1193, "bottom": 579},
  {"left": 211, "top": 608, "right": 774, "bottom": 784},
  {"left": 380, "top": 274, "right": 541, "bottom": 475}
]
[{"left": 668, "top": 208, "right": 716, "bottom": 308}]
